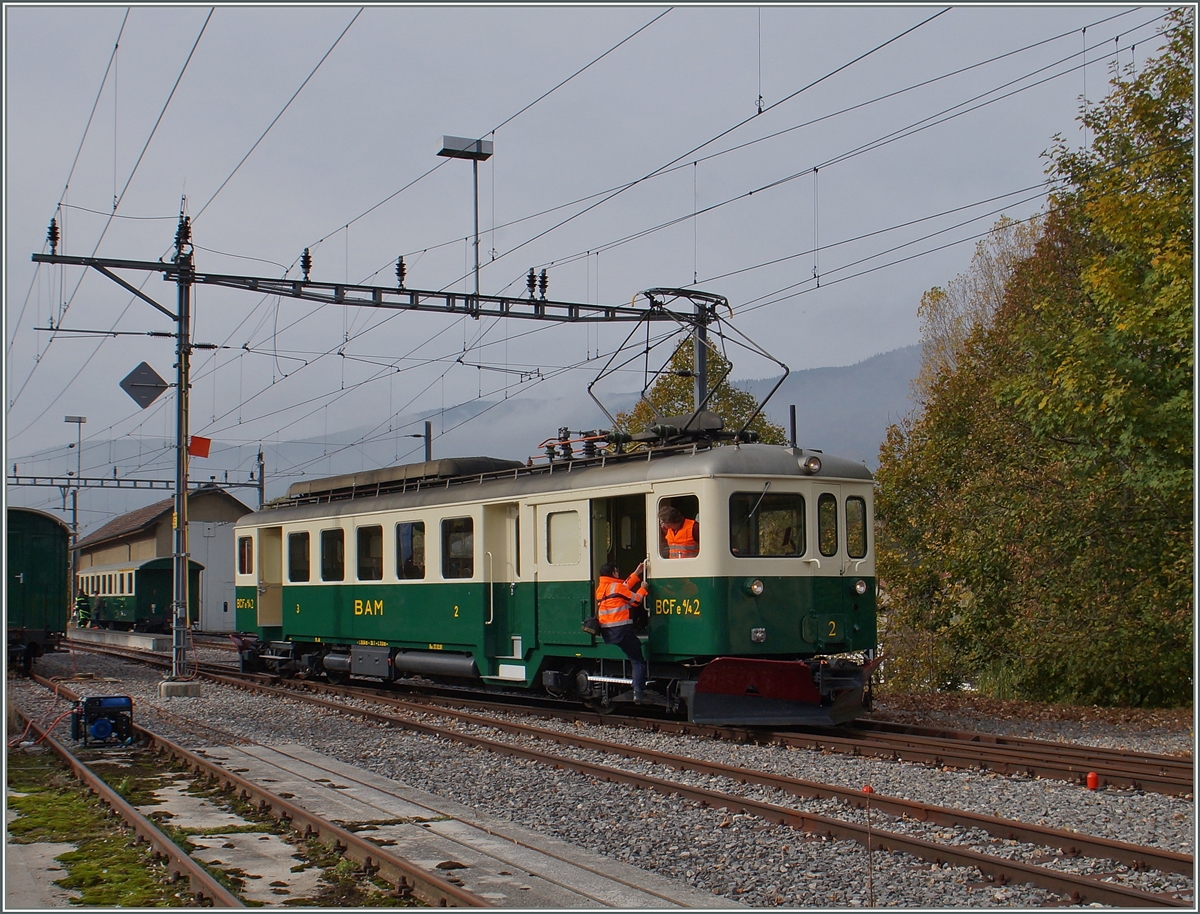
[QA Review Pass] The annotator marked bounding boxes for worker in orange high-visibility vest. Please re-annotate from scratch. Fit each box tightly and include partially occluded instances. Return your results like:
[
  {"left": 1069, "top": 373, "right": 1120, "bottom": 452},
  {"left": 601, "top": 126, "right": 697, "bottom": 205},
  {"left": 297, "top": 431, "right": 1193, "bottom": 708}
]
[
  {"left": 658, "top": 505, "right": 699, "bottom": 559},
  {"left": 595, "top": 562, "right": 649, "bottom": 700}
]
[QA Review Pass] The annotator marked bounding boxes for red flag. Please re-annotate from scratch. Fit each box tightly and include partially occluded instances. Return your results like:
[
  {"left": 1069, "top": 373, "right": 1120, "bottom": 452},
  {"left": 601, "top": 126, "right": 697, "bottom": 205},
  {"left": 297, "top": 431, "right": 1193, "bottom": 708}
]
[{"left": 187, "top": 436, "right": 211, "bottom": 458}]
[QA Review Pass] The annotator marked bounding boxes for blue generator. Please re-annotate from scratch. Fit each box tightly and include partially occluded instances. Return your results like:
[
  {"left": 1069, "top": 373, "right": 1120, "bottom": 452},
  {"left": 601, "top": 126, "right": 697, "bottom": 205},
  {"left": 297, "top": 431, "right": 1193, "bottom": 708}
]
[{"left": 70, "top": 695, "right": 134, "bottom": 746}]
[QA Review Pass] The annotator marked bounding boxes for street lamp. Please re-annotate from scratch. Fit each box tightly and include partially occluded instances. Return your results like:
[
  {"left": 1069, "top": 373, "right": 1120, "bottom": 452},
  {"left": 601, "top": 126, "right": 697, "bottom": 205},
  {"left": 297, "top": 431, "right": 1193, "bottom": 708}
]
[
  {"left": 63, "top": 416, "right": 86, "bottom": 536},
  {"left": 438, "top": 135, "right": 493, "bottom": 298},
  {"left": 407, "top": 420, "right": 432, "bottom": 462}
]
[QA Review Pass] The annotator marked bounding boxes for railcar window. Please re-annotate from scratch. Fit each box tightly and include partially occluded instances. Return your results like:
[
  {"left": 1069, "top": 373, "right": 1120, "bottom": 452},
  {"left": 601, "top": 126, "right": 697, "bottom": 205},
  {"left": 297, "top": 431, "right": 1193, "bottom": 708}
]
[
  {"left": 288, "top": 532, "right": 310, "bottom": 582},
  {"left": 729, "top": 492, "right": 806, "bottom": 556},
  {"left": 846, "top": 497, "right": 868, "bottom": 559},
  {"left": 657, "top": 495, "right": 700, "bottom": 559},
  {"left": 442, "top": 517, "right": 474, "bottom": 579},
  {"left": 357, "top": 525, "right": 383, "bottom": 580},
  {"left": 321, "top": 529, "right": 345, "bottom": 581},
  {"left": 818, "top": 493, "right": 839, "bottom": 557},
  {"left": 547, "top": 511, "right": 580, "bottom": 565},
  {"left": 238, "top": 536, "right": 254, "bottom": 575},
  {"left": 396, "top": 522, "right": 426, "bottom": 580}
]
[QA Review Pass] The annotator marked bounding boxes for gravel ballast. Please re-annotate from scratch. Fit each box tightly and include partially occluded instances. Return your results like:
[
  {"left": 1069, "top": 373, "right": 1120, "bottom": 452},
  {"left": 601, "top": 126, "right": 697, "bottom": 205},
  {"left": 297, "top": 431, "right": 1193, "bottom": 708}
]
[{"left": 9, "top": 652, "right": 1193, "bottom": 908}]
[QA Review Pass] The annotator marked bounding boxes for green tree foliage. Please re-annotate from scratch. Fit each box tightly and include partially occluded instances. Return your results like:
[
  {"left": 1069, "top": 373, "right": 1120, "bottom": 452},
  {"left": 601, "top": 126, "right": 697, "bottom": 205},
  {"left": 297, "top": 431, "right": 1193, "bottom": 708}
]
[
  {"left": 876, "top": 11, "right": 1193, "bottom": 707},
  {"left": 614, "top": 342, "right": 787, "bottom": 445}
]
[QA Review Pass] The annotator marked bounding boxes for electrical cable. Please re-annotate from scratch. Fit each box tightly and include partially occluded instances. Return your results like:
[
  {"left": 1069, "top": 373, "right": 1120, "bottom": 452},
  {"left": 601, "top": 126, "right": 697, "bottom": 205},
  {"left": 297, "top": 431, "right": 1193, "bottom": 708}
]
[
  {"left": 8, "top": 8, "right": 214, "bottom": 417},
  {"left": 6, "top": 10, "right": 131, "bottom": 359}
]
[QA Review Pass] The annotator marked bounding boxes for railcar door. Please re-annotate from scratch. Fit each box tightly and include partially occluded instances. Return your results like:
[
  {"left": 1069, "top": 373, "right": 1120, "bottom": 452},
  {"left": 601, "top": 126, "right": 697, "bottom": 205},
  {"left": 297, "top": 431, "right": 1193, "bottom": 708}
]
[
  {"left": 533, "top": 500, "right": 592, "bottom": 646},
  {"left": 805, "top": 487, "right": 849, "bottom": 651},
  {"left": 257, "top": 526, "right": 283, "bottom": 629},
  {"left": 483, "top": 502, "right": 530, "bottom": 681}
]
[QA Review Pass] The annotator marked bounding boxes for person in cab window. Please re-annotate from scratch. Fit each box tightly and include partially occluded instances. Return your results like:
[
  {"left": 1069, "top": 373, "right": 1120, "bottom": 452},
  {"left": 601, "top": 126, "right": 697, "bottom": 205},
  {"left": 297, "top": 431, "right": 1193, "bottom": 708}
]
[
  {"left": 658, "top": 505, "right": 699, "bottom": 559},
  {"left": 595, "top": 562, "right": 649, "bottom": 701}
]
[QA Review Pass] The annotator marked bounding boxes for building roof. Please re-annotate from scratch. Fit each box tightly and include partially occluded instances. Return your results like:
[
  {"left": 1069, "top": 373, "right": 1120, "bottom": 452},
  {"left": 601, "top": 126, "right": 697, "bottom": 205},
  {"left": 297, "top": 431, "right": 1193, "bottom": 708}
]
[{"left": 74, "top": 486, "right": 252, "bottom": 552}]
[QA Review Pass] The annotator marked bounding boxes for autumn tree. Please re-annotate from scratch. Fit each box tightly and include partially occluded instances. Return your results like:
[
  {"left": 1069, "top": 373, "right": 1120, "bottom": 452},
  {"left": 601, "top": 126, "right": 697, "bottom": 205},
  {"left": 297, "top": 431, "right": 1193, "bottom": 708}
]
[
  {"left": 876, "top": 10, "right": 1193, "bottom": 706},
  {"left": 912, "top": 216, "right": 1042, "bottom": 406},
  {"left": 614, "top": 342, "right": 787, "bottom": 445}
]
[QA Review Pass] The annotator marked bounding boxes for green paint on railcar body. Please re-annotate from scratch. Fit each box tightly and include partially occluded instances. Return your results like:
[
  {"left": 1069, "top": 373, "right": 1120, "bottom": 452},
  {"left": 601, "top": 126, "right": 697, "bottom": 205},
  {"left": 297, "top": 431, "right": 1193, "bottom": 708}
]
[{"left": 235, "top": 573, "right": 875, "bottom": 689}]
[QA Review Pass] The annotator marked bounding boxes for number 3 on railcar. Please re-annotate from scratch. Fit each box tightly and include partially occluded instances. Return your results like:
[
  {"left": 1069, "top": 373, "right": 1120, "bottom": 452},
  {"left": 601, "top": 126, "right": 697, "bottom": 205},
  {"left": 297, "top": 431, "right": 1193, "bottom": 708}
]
[{"left": 232, "top": 441, "right": 879, "bottom": 726}]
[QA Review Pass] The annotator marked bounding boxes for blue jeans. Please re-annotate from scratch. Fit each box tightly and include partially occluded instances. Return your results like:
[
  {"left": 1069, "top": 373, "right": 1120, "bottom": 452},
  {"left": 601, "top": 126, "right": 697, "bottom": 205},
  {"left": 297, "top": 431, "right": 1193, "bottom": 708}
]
[{"left": 602, "top": 623, "right": 646, "bottom": 693}]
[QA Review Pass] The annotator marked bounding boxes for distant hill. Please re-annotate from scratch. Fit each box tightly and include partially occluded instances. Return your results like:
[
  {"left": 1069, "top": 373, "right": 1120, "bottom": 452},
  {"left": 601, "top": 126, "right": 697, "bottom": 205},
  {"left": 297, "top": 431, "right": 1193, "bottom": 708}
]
[
  {"left": 741, "top": 345, "right": 921, "bottom": 468},
  {"left": 7, "top": 346, "right": 920, "bottom": 536}
]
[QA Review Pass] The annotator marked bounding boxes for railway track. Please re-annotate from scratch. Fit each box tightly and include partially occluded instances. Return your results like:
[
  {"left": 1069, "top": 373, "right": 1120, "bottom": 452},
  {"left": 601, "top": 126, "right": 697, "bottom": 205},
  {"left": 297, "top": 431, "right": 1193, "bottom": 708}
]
[
  {"left": 19, "top": 676, "right": 488, "bottom": 907},
  {"left": 10, "top": 707, "right": 242, "bottom": 907},
  {"left": 32, "top": 644, "right": 1195, "bottom": 906},
  {"left": 59, "top": 637, "right": 1194, "bottom": 798},
  {"left": 68, "top": 657, "right": 1190, "bottom": 906},
  {"left": 14, "top": 674, "right": 729, "bottom": 907}
]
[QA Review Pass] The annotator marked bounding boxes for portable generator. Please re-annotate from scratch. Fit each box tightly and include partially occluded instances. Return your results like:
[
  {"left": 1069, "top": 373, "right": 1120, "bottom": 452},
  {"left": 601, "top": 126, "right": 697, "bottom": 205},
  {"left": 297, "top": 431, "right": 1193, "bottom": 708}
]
[{"left": 70, "top": 695, "right": 134, "bottom": 746}]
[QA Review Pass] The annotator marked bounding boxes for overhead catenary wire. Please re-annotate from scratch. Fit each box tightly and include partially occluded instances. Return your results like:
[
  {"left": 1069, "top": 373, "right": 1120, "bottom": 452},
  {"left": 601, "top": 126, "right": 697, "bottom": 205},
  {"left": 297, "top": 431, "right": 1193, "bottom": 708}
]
[
  {"left": 350, "top": 6, "right": 1144, "bottom": 289},
  {"left": 11, "top": 7, "right": 1171, "bottom": 491},
  {"left": 8, "top": 7, "right": 214, "bottom": 420},
  {"left": 6, "top": 10, "right": 132, "bottom": 360}
]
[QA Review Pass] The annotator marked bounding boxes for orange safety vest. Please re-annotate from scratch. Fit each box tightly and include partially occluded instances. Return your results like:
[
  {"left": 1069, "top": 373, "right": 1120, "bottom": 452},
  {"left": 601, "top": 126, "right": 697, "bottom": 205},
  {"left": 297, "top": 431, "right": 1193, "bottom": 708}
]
[
  {"left": 665, "top": 517, "right": 699, "bottom": 559},
  {"left": 595, "top": 572, "right": 648, "bottom": 628}
]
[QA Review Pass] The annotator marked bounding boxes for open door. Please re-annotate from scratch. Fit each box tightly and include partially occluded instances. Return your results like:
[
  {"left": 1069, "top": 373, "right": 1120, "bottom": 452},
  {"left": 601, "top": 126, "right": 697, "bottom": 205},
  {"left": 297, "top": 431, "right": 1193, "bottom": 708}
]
[{"left": 590, "top": 494, "right": 648, "bottom": 581}]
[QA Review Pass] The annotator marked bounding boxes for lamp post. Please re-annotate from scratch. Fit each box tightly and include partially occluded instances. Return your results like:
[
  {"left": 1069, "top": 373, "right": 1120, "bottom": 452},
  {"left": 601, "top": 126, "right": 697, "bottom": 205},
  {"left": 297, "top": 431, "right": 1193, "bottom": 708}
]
[
  {"left": 438, "top": 136, "right": 493, "bottom": 298},
  {"left": 63, "top": 416, "right": 86, "bottom": 537},
  {"left": 407, "top": 420, "right": 432, "bottom": 462},
  {"left": 64, "top": 415, "right": 85, "bottom": 599}
]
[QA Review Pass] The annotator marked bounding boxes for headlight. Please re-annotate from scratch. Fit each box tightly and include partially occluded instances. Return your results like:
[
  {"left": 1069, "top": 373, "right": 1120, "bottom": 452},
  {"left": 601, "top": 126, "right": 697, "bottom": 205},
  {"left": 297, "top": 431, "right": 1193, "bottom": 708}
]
[
  {"left": 802, "top": 455, "right": 822, "bottom": 474},
  {"left": 747, "top": 579, "right": 765, "bottom": 596},
  {"left": 854, "top": 579, "right": 868, "bottom": 595}
]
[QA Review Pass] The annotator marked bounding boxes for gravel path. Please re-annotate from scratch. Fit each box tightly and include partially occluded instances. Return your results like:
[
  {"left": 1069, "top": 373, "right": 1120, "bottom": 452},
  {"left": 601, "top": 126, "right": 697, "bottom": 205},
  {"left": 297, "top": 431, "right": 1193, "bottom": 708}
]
[{"left": 10, "top": 652, "right": 1194, "bottom": 908}]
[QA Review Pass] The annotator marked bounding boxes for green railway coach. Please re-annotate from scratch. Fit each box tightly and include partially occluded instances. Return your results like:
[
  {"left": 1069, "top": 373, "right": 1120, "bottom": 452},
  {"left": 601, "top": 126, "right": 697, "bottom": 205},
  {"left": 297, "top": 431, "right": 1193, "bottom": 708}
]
[
  {"left": 234, "top": 442, "right": 878, "bottom": 725},
  {"left": 76, "top": 558, "right": 202, "bottom": 632},
  {"left": 7, "top": 507, "right": 70, "bottom": 672}
]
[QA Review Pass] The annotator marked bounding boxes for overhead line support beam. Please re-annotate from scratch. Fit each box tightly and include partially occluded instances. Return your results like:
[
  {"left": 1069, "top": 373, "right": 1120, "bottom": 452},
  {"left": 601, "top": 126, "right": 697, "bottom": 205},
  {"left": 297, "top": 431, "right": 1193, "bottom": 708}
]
[{"left": 32, "top": 253, "right": 689, "bottom": 324}]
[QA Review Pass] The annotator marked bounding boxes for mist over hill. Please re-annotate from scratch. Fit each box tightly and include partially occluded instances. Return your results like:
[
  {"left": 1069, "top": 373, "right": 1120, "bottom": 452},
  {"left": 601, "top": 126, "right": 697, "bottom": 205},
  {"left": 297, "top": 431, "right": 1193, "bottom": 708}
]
[
  {"left": 7, "top": 346, "right": 919, "bottom": 537},
  {"left": 745, "top": 345, "right": 921, "bottom": 468}
]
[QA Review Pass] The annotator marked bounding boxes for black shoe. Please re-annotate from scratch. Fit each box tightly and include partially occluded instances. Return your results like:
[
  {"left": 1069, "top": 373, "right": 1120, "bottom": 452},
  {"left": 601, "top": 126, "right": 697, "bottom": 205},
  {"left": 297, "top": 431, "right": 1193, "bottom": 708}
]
[{"left": 633, "top": 689, "right": 645, "bottom": 703}]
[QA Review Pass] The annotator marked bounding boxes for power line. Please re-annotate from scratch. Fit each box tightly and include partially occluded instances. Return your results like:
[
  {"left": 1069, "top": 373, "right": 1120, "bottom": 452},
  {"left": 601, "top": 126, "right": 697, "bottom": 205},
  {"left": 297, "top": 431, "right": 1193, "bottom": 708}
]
[
  {"left": 192, "top": 8, "right": 362, "bottom": 223},
  {"left": 8, "top": 8, "right": 214, "bottom": 416}
]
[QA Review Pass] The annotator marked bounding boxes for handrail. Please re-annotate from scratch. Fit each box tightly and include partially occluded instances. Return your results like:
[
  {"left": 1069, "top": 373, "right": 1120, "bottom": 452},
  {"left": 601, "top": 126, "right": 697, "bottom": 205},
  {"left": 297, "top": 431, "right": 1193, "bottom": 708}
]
[{"left": 485, "top": 551, "right": 494, "bottom": 624}]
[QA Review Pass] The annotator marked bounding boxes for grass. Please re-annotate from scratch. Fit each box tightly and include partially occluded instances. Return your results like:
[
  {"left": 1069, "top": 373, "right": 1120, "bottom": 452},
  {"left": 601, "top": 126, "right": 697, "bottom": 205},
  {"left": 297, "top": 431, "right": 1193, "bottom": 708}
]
[
  {"left": 6, "top": 748, "right": 186, "bottom": 906},
  {"left": 8, "top": 743, "right": 425, "bottom": 906}
]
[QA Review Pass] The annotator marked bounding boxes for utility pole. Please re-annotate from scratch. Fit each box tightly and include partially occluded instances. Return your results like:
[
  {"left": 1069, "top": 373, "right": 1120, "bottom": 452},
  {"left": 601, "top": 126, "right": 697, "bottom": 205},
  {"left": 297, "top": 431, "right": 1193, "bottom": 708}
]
[
  {"left": 166, "top": 215, "right": 197, "bottom": 695},
  {"left": 64, "top": 415, "right": 85, "bottom": 600},
  {"left": 693, "top": 301, "right": 708, "bottom": 414},
  {"left": 257, "top": 449, "right": 265, "bottom": 508}
]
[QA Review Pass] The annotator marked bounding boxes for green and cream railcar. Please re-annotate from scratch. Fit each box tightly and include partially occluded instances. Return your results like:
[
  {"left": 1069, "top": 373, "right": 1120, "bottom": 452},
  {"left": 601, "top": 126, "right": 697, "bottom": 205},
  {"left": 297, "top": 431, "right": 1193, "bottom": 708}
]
[
  {"left": 233, "top": 444, "right": 877, "bottom": 725},
  {"left": 77, "top": 558, "right": 202, "bottom": 631}
]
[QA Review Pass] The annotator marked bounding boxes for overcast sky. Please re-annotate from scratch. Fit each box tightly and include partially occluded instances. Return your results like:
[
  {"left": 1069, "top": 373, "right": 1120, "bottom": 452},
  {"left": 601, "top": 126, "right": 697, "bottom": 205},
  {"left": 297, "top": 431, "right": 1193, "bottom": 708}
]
[{"left": 5, "top": 3, "right": 1172, "bottom": 512}]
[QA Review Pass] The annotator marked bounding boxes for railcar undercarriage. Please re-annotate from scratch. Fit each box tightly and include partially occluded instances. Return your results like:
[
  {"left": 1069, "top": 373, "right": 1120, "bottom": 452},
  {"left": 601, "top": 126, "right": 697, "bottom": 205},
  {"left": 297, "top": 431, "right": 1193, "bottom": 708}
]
[{"left": 232, "top": 635, "right": 876, "bottom": 727}]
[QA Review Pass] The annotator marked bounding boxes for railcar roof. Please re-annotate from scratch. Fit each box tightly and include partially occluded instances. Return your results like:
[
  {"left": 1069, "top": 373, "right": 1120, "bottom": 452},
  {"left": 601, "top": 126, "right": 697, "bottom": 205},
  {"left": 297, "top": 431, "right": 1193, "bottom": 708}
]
[
  {"left": 78, "top": 557, "right": 205, "bottom": 575},
  {"left": 6, "top": 505, "right": 72, "bottom": 533},
  {"left": 245, "top": 444, "right": 872, "bottom": 525}
]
